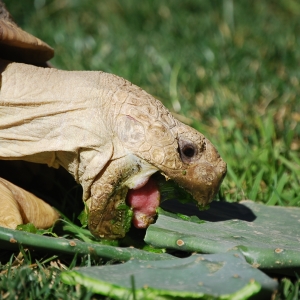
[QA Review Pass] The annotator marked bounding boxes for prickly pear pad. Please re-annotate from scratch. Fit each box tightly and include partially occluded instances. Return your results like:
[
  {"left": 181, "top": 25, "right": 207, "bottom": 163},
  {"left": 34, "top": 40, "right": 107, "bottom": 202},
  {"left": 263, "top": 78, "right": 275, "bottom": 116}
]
[
  {"left": 61, "top": 252, "right": 277, "bottom": 299},
  {"left": 146, "top": 200, "right": 300, "bottom": 274}
]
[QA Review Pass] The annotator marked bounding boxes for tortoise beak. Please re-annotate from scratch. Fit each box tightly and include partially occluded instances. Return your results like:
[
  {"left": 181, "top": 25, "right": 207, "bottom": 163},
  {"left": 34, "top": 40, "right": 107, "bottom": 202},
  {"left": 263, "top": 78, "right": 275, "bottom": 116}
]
[{"left": 185, "top": 160, "right": 227, "bottom": 205}]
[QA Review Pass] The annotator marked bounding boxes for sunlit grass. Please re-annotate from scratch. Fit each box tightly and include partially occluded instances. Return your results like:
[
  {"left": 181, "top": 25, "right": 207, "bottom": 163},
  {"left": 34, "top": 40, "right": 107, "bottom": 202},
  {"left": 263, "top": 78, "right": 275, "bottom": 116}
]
[{"left": 0, "top": 250, "right": 95, "bottom": 299}]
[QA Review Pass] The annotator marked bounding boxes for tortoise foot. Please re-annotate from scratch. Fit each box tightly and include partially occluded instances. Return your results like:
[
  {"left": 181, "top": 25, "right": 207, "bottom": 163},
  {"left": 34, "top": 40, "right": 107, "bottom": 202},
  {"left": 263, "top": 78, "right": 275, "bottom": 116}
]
[{"left": 0, "top": 177, "right": 59, "bottom": 229}]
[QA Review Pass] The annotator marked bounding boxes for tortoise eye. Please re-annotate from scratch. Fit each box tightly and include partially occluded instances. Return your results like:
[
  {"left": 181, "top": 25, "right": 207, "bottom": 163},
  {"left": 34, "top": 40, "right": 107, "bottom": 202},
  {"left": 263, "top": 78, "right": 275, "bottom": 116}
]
[
  {"left": 178, "top": 139, "right": 197, "bottom": 163},
  {"left": 182, "top": 145, "right": 195, "bottom": 157}
]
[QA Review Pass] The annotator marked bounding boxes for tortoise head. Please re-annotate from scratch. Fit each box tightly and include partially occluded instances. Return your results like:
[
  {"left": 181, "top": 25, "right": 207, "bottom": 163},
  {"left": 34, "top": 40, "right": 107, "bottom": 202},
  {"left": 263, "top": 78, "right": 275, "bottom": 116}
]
[
  {"left": 115, "top": 91, "right": 227, "bottom": 208},
  {"left": 160, "top": 123, "right": 227, "bottom": 206}
]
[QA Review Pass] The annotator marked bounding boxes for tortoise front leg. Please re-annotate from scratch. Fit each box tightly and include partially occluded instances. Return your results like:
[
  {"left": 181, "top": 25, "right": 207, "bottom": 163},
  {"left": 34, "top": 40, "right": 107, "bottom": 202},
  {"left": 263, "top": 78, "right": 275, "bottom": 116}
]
[{"left": 0, "top": 178, "right": 59, "bottom": 229}]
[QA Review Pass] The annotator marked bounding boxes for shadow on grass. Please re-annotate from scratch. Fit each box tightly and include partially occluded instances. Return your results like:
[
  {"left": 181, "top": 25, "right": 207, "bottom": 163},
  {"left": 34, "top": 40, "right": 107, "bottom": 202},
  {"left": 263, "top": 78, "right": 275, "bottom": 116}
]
[{"left": 161, "top": 199, "right": 257, "bottom": 222}]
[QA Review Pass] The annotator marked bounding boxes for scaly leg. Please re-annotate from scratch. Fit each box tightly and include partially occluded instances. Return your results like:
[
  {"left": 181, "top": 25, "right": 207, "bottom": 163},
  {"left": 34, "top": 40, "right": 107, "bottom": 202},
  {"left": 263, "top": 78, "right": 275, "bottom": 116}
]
[{"left": 0, "top": 178, "right": 59, "bottom": 229}]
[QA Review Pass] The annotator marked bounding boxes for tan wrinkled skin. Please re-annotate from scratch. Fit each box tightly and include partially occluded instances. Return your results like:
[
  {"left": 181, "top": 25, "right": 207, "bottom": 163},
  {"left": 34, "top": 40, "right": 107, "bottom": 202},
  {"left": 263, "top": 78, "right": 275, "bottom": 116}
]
[
  {"left": 0, "top": 61, "right": 226, "bottom": 238},
  {"left": 0, "top": 177, "right": 59, "bottom": 228}
]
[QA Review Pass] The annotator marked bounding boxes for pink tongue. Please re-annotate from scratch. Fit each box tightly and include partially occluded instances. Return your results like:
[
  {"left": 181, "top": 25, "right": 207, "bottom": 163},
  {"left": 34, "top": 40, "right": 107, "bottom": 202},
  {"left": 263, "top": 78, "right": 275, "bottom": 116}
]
[{"left": 127, "top": 177, "right": 160, "bottom": 229}]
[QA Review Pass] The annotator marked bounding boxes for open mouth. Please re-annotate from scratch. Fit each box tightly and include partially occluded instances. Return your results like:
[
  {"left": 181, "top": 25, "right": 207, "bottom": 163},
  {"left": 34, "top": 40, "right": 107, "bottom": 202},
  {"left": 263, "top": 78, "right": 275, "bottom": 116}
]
[
  {"left": 126, "top": 175, "right": 160, "bottom": 229},
  {"left": 125, "top": 171, "right": 200, "bottom": 230}
]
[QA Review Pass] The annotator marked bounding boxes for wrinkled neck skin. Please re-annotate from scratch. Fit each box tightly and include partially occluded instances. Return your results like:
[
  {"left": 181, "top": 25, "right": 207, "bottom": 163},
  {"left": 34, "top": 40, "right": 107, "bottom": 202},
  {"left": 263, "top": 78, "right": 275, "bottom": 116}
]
[{"left": 0, "top": 60, "right": 134, "bottom": 199}]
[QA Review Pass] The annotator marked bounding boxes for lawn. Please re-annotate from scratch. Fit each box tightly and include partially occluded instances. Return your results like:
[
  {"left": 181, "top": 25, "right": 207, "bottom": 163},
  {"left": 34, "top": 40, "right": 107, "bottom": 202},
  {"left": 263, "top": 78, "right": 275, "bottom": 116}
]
[{"left": 1, "top": 0, "right": 300, "bottom": 299}]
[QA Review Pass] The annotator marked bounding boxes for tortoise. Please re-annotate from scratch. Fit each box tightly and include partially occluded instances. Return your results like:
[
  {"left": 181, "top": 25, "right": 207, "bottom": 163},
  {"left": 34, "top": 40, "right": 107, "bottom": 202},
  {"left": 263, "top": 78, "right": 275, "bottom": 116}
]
[{"left": 0, "top": 1, "right": 226, "bottom": 239}]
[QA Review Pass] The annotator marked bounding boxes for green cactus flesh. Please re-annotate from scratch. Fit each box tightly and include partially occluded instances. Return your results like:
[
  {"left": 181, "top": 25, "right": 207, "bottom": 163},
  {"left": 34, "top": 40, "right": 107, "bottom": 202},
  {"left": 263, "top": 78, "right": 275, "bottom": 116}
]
[
  {"left": 146, "top": 200, "right": 300, "bottom": 274},
  {"left": 61, "top": 252, "right": 277, "bottom": 300}
]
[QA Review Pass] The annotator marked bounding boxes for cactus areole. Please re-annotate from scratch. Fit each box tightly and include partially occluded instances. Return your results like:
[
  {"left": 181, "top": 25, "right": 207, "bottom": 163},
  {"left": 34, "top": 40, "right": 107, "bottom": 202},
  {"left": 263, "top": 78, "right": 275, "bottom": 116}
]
[{"left": 0, "top": 1, "right": 226, "bottom": 239}]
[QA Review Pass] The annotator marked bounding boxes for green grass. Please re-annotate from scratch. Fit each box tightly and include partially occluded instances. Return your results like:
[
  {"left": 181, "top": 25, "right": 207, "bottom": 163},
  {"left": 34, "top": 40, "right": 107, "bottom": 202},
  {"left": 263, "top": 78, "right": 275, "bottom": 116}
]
[
  {"left": 0, "top": 250, "right": 98, "bottom": 299},
  {"left": 1, "top": 0, "right": 300, "bottom": 298}
]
